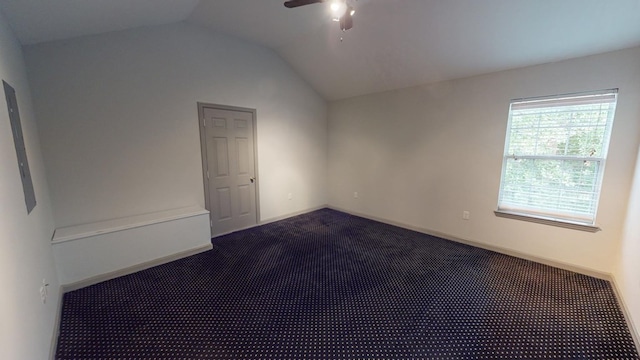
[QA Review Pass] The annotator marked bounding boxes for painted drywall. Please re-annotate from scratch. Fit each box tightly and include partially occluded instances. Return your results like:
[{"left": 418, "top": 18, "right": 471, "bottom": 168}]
[
  {"left": 614, "top": 143, "right": 640, "bottom": 344},
  {"left": 0, "top": 10, "right": 61, "bottom": 360},
  {"left": 328, "top": 46, "right": 640, "bottom": 274},
  {"left": 24, "top": 22, "right": 328, "bottom": 228}
]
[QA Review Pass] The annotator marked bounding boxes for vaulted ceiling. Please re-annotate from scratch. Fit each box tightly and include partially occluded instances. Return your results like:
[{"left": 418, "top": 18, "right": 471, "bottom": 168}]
[{"left": 1, "top": 0, "right": 640, "bottom": 100}]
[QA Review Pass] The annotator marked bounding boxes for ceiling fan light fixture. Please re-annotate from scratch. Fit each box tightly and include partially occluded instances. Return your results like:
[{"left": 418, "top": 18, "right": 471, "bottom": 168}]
[
  {"left": 283, "top": 0, "right": 355, "bottom": 32},
  {"left": 330, "top": 1, "right": 346, "bottom": 20}
]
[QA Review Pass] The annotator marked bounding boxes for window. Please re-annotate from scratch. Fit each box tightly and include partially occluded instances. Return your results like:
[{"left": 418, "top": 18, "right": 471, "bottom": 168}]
[
  {"left": 496, "top": 89, "right": 618, "bottom": 229},
  {"left": 3, "top": 80, "right": 36, "bottom": 213}
]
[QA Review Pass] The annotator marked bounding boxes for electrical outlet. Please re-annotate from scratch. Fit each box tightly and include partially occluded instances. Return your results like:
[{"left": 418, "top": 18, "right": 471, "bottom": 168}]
[
  {"left": 39, "top": 279, "right": 49, "bottom": 304},
  {"left": 287, "top": 193, "right": 293, "bottom": 200},
  {"left": 462, "top": 211, "right": 470, "bottom": 220},
  {"left": 353, "top": 192, "right": 358, "bottom": 199}
]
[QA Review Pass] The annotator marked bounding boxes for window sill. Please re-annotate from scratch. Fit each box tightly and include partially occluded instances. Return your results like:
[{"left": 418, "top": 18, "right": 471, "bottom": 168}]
[{"left": 494, "top": 210, "right": 601, "bottom": 233}]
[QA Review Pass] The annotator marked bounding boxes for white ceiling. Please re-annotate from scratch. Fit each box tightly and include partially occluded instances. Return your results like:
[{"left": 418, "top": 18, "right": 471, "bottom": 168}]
[
  {"left": 0, "top": 0, "right": 199, "bottom": 45},
  {"left": 1, "top": 0, "right": 640, "bottom": 100}
]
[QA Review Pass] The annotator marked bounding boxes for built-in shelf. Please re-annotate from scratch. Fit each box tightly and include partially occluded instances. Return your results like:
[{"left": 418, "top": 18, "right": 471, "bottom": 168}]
[{"left": 52, "top": 206, "right": 209, "bottom": 244}]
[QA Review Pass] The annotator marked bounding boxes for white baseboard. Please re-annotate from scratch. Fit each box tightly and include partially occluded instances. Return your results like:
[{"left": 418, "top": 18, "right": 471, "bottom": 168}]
[
  {"left": 49, "top": 243, "right": 211, "bottom": 359},
  {"left": 49, "top": 285, "right": 64, "bottom": 360},
  {"left": 49, "top": 206, "right": 323, "bottom": 358},
  {"left": 328, "top": 206, "right": 640, "bottom": 350},
  {"left": 62, "top": 244, "right": 212, "bottom": 292},
  {"left": 327, "top": 206, "right": 610, "bottom": 279},
  {"left": 59, "top": 205, "right": 328, "bottom": 288},
  {"left": 47, "top": 205, "right": 639, "bottom": 355},
  {"left": 609, "top": 275, "right": 640, "bottom": 354},
  {"left": 259, "top": 205, "right": 328, "bottom": 226},
  {"left": 211, "top": 205, "right": 329, "bottom": 239}
]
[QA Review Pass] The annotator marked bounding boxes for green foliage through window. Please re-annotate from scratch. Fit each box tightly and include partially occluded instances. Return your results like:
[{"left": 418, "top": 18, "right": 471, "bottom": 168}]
[{"left": 497, "top": 90, "right": 617, "bottom": 225}]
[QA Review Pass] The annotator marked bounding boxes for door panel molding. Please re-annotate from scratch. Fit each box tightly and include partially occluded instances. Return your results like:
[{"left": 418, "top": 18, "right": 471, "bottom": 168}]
[{"left": 197, "top": 103, "right": 260, "bottom": 237}]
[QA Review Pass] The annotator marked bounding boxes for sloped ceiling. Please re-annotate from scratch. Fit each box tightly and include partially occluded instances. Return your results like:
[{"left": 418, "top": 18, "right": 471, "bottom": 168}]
[
  {"left": 0, "top": 0, "right": 199, "bottom": 45},
  {"left": 2, "top": 0, "right": 640, "bottom": 100}
]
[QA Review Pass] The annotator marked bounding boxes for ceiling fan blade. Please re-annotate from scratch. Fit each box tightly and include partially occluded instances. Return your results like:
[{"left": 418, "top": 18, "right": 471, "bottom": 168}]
[
  {"left": 284, "top": 0, "right": 325, "bottom": 8},
  {"left": 339, "top": 12, "right": 353, "bottom": 31}
]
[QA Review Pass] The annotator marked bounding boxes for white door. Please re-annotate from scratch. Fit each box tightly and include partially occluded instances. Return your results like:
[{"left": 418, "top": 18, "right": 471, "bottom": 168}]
[{"left": 203, "top": 106, "right": 257, "bottom": 236}]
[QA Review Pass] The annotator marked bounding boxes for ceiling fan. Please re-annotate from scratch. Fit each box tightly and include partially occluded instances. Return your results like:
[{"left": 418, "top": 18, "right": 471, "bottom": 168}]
[{"left": 284, "top": 0, "right": 355, "bottom": 31}]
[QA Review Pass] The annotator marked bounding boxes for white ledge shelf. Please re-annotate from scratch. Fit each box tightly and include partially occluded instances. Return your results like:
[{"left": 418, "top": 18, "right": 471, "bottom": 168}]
[
  {"left": 52, "top": 206, "right": 209, "bottom": 244},
  {"left": 494, "top": 210, "right": 601, "bottom": 233}
]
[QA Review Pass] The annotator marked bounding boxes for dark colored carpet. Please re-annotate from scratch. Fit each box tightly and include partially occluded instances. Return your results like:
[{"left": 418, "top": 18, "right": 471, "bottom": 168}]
[{"left": 56, "top": 209, "right": 639, "bottom": 359}]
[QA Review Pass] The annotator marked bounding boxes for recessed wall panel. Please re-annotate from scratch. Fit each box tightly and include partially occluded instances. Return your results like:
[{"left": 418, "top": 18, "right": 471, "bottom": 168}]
[
  {"left": 237, "top": 137, "right": 249, "bottom": 175},
  {"left": 214, "top": 118, "right": 227, "bottom": 128},
  {"left": 214, "top": 137, "right": 229, "bottom": 177},
  {"left": 235, "top": 119, "right": 247, "bottom": 129},
  {"left": 217, "top": 187, "right": 231, "bottom": 220},
  {"left": 238, "top": 184, "right": 250, "bottom": 215}
]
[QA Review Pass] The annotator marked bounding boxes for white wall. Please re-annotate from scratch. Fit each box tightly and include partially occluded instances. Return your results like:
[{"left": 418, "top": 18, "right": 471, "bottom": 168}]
[
  {"left": 0, "top": 10, "right": 61, "bottom": 360},
  {"left": 24, "top": 22, "right": 328, "bottom": 228},
  {"left": 614, "top": 143, "right": 640, "bottom": 343},
  {"left": 328, "top": 47, "right": 640, "bottom": 274}
]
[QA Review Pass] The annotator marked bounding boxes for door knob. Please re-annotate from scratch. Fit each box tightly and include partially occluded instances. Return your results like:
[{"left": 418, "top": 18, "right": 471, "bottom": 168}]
[{"left": 250, "top": 177, "right": 255, "bottom": 183}]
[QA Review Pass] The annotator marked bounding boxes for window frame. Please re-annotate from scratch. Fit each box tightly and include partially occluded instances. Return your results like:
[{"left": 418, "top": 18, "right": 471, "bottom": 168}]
[{"left": 495, "top": 89, "right": 618, "bottom": 232}]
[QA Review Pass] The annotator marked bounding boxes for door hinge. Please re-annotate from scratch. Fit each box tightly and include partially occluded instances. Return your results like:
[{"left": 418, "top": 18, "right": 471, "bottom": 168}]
[
  {"left": 207, "top": 170, "right": 210, "bottom": 179},
  {"left": 210, "top": 220, "right": 213, "bottom": 228},
  {"left": 202, "top": 118, "right": 206, "bottom": 127}
]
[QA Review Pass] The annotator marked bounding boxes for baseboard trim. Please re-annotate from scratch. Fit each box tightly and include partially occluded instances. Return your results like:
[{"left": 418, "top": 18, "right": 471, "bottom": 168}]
[
  {"left": 327, "top": 206, "right": 610, "bottom": 280},
  {"left": 49, "top": 285, "right": 64, "bottom": 360},
  {"left": 331, "top": 206, "right": 639, "bottom": 351},
  {"left": 609, "top": 275, "right": 640, "bottom": 354},
  {"left": 61, "top": 243, "right": 213, "bottom": 292},
  {"left": 48, "top": 206, "right": 639, "bottom": 355},
  {"left": 260, "top": 205, "right": 328, "bottom": 226},
  {"left": 212, "top": 205, "right": 329, "bottom": 239}
]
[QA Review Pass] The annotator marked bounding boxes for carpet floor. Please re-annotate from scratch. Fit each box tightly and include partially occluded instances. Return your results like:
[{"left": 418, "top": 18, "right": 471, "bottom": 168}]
[{"left": 56, "top": 209, "right": 639, "bottom": 359}]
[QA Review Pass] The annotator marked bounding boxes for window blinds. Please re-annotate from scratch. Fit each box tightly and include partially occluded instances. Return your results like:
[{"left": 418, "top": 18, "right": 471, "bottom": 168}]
[{"left": 497, "top": 89, "right": 617, "bottom": 225}]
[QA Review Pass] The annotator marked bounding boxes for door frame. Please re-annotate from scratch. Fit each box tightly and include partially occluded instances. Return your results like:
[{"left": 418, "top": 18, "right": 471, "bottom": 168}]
[{"left": 197, "top": 102, "right": 260, "bottom": 235}]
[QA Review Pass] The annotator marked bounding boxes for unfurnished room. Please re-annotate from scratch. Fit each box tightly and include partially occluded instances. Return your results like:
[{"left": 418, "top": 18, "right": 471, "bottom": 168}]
[{"left": 1, "top": 0, "right": 640, "bottom": 359}]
